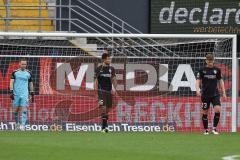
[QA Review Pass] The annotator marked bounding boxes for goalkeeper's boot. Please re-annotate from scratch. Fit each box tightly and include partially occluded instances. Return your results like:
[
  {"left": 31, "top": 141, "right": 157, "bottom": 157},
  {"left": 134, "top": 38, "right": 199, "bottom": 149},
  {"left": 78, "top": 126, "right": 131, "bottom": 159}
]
[
  {"left": 203, "top": 129, "right": 209, "bottom": 135},
  {"left": 15, "top": 123, "right": 20, "bottom": 131},
  {"left": 212, "top": 128, "right": 219, "bottom": 135},
  {"left": 19, "top": 125, "right": 25, "bottom": 131}
]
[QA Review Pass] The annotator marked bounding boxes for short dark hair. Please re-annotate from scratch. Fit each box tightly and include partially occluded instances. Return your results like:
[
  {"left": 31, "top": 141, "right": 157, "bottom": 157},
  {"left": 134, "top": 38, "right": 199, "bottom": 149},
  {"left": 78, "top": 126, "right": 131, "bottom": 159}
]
[
  {"left": 20, "top": 58, "right": 27, "bottom": 62},
  {"left": 102, "top": 52, "right": 110, "bottom": 60},
  {"left": 206, "top": 54, "right": 214, "bottom": 60}
]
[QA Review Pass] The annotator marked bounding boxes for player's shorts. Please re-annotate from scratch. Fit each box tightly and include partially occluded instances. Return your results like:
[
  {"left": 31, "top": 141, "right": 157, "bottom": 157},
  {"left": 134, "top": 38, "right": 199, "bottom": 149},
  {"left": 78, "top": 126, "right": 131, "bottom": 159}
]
[
  {"left": 98, "top": 90, "right": 112, "bottom": 108},
  {"left": 201, "top": 96, "right": 221, "bottom": 110},
  {"left": 13, "top": 95, "right": 29, "bottom": 107}
]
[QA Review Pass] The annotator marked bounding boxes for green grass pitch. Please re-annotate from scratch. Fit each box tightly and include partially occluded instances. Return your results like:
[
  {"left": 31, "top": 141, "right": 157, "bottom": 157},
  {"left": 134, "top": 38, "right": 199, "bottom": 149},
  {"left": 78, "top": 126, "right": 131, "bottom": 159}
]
[{"left": 0, "top": 131, "right": 239, "bottom": 160}]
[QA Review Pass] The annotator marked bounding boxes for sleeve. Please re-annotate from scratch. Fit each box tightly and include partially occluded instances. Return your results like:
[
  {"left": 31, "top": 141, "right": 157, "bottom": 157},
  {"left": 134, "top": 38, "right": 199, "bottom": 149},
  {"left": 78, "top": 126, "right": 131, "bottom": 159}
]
[
  {"left": 28, "top": 72, "right": 33, "bottom": 82},
  {"left": 111, "top": 66, "right": 116, "bottom": 78},
  {"left": 217, "top": 69, "right": 222, "bottom": 80},
  {"left": 94, "top": 66, "right": 100, "bottom": 79},
  {"left": 11, "top": 71, "right": 15, "bottom": 79},
  {"left": 196, "top": 69, "right": 203, "bottom": 80}
]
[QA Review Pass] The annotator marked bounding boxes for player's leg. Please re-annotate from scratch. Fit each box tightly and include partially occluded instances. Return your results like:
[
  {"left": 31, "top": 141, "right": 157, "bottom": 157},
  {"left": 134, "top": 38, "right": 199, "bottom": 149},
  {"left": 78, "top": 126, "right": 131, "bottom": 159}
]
[
  {"left": 13, "top": 96, "right": 21, "bottom": 130},
  {"left": 102, "top": 91, "right": 109, "bottom": 132},
  {"left": 20, "top": 96, "right": 29, "bottom": 130},
  {"left": 13, "top": 106, "right": 19, "bottom": 124},
  {"left": 201, "top": 96, "right": 210, "bottom": 134},
  {"left": 102, "top": 91, "right": 112, "bottom": 133},
  {"left": 13, "top": 107, "right": 20, "bottom": 130},
  {"left": 98, "top": 90, "right": 107, "bottom": 131},
  {"left": 212, "top": 96, "right": 221, "bottom": 134},
  {"left": 202, "top": 109, "right": 209, "bottom": 134},
  {"left": 105, "top": 91, "right": 112, "bottom": 114},
  {"left": 101, "top": 111, "right": 108, "bottom": 132},
  {"left": 20, "top": 107, "right": 28, "bottom": 130}
]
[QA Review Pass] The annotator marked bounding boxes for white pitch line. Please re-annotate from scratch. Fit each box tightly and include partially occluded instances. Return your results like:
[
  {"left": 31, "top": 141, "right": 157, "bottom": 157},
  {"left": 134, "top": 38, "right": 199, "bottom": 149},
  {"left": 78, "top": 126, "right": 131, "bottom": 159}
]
[{"left": 222, "top": 155, "right": 240, "bottom": 160}]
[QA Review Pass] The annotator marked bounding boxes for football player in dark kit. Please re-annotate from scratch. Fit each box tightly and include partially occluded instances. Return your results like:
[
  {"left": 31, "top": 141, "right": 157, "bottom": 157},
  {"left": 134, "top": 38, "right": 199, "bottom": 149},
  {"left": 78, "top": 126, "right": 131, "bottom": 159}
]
[
  {"left": 196, "top": 54, "right": 226, "bottom": 135},
  {"left": 94, "top": 52, "right": 117, "bottom": 133}
]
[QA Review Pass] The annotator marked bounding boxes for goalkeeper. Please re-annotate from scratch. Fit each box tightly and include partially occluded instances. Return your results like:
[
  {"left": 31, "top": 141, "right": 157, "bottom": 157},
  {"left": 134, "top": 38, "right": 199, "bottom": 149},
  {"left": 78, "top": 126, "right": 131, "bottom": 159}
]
[
  {"left": 9, "top": 59, "right": 34, "bottom": 131},
  {"left": 94, "top": 52, "right": 117, "bottom": 133}
]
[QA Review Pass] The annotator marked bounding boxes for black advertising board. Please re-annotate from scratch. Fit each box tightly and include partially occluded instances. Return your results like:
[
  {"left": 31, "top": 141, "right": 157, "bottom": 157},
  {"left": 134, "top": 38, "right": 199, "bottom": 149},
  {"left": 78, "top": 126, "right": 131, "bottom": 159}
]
[{"left": 151, "top": 0, "right": 240, "bottom": 34}]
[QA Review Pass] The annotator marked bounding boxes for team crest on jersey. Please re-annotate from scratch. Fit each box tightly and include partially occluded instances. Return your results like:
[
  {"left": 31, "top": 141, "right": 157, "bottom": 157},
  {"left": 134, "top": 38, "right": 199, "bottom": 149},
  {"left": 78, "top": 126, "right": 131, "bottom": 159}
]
[
  {"left": 213, "top": 70, "right": 217, "bottom": 74},
  {"left": 109, "top": 69, "right": 112, "bottom": 73},
  {"left": 197, "top": 73, "right": 200, "bottom": 78}
]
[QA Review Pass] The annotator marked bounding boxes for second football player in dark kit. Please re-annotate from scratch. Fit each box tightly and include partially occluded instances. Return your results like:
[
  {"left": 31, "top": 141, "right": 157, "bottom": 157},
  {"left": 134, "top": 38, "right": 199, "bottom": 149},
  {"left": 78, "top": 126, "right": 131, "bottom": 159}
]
[{"left": 94, "top": 51, "right": 117, "bottom": 133}]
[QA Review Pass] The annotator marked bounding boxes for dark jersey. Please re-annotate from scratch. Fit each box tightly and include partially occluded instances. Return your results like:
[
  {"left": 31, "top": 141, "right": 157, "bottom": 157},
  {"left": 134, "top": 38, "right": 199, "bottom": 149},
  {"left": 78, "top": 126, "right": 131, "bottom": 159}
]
[
  {"left": 95, "top": 65, "right": 116, "bottom": 91},
  {"left": 196, "top": 66, "right": 222, "bottom": 97}
]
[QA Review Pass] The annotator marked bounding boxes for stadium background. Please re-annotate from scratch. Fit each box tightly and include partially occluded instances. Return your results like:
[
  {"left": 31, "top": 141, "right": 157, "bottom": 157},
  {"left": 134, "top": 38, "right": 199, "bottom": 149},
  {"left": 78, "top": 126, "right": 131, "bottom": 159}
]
[{"left": 0, "top": 0, "right": 239, "bottom": 132}]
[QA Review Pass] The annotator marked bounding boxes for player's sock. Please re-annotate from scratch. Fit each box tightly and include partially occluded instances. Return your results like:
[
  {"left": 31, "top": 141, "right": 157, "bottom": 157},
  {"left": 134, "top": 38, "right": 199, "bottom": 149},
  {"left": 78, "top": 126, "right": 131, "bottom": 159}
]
[
  {"left": 21, "top": 110, "right": 27, "bottom": 126},
  {"left": 202, "top": 114, "right": 208, "bottom": 130},
  {"left": 102, "top": 119, "right": 107, "bottom": 129},
  {"left": 102, "top": 118, "right": 108, "bottom": 129},
  {"left": 101, "top": 114, "right": 108, "bottom": 130},
  {"left": 213, "top": 112, "right": 220, "bottom": 128},
  {"left": 14, "top": 112, "right": 19, "bottom": 124}
]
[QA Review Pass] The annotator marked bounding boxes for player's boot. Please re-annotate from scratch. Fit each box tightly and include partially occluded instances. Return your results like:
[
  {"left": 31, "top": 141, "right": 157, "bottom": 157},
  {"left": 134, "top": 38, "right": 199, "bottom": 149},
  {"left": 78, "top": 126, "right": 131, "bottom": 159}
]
[
  {"left": 101, "top": 128, "right": 109, "bottom": 133},
  {"left": 203, "top": 129, "right": 209, "bottom": 135},
  {"left": 212, "top": 128, "right": 219, "bottom": 135},
  {"left": 19, "top": 125, "right": 25, "bottom": 131},
  {"left": 104, "top": 128, "right": 109, "bottom": 133},
  {"left": 15, "top": 123, "right": 20, "bottom": 131}
]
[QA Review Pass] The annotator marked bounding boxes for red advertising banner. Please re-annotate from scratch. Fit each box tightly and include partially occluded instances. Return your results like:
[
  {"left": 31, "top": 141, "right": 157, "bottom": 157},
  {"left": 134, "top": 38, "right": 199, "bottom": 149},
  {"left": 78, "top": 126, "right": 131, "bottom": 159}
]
[{"left": 0, "top": 95, "right": 236, "bottom": 131}]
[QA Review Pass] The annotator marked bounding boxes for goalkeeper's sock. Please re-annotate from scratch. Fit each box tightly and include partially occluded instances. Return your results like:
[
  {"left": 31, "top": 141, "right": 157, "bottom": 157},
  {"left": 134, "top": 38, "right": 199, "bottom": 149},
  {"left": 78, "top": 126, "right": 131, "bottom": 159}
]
[
  {"left": 14, "top": 112, "right": 19, "bottom": 124},
  {"left": 213, "top": 112, "right": 220, "bottom": 128},
  {"left": 202, "top": 114, "right": 208, "bottom": 130},
  {"left": 21, "top": 110, "right": 27, "bottom": 126}
]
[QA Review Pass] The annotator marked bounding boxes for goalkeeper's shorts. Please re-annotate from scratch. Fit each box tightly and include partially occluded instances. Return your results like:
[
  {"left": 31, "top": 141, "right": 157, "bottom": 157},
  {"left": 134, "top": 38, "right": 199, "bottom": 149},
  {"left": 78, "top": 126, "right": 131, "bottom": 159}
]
[
  {"left": 13, "top": 95, "right": 29, "bottom": 107},
  {"left": 98, "top": 90, "right": 112, "bottom": 108}
]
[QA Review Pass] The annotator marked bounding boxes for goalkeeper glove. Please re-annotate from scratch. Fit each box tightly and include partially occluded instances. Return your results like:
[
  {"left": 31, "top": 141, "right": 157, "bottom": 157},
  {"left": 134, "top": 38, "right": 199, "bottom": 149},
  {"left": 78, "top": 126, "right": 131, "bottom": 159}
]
[
  {"left": 30, "top": 91, "right": 34, "bottom": 103},
  {"left": 9, "top": 90, "right": 14, "bottom": 100}
]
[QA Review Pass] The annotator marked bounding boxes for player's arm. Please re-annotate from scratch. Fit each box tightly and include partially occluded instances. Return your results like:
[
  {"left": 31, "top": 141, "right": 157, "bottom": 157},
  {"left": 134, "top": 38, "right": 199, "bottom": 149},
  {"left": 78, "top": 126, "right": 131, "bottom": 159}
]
[
  {"left": 29, "top": 72, "right": 34, "bottom": 102},
  {"left": 9, "top": 72, "right": 15, "bottom": 100},
  {"left": 196, "top": 80, "right": 201, "bottom": 96},
  {"left": 10, "top": 79, "right": 14, "bottom": 91},
  {"left": 29, "top": 82, "right": 34, "bottom": 93},
  {"left": 217, "top": 69, "right": 226, "bottom": 99},
  {"left": 219, "top": 80, "right": 226, "bottom": 98},
  {"left": 94, "top": 67, "right": 99, "bottom": 93},
  {"left": 111, "top": 67, "right": 117, "bottom": 91},
  {"left": 94, "top": 78, "right": 98, "bottom": 91},
  {"left": 112, "top": 77, "right": 117, "bottom": 89},
  {"left": 195, "top": 71, "right": 202, "bottom": 96}
]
